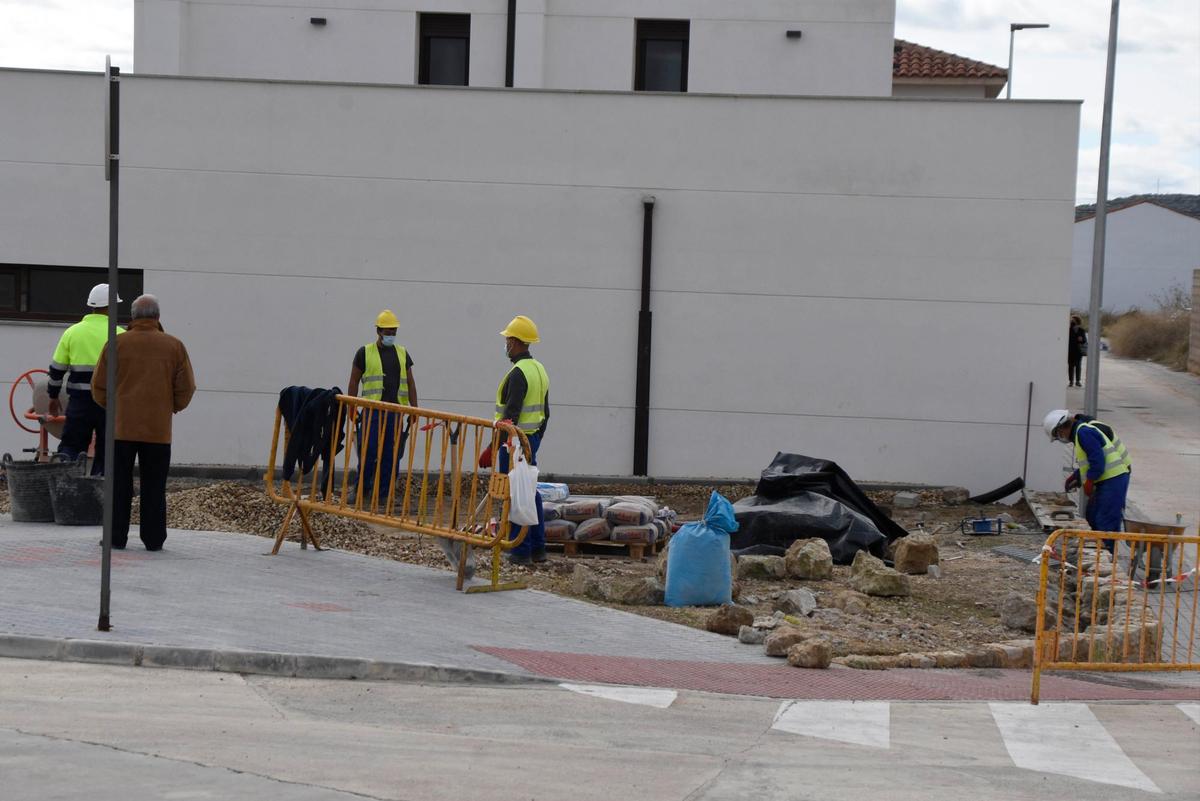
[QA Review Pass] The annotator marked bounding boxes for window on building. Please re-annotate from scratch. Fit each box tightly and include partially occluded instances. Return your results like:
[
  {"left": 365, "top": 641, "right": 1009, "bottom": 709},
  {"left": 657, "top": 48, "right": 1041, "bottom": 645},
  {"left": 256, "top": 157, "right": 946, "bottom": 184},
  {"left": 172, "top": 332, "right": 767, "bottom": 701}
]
[
  {"left": 0, "top": 264, "right": 143, "bottom": 323},
  {"left": 419, "top": 13, "right": 470, "bottom": 86},
  {"left": 635, "top": 20, "right": 689, "bottom": 92}
]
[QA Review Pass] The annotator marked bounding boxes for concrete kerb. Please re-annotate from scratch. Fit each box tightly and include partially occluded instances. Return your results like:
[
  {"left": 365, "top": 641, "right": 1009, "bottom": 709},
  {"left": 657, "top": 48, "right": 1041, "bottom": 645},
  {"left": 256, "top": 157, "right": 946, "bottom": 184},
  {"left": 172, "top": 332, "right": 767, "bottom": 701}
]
[{"left": 0, "top": 634, "right": 553, "bottom": 687}]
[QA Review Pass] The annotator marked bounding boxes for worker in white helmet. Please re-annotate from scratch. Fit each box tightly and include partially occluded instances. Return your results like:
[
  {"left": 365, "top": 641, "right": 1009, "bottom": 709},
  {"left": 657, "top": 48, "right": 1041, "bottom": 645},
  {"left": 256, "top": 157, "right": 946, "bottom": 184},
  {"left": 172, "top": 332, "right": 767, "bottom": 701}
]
[
  {"left": 46, "top": 283, "right": 125, "bottom": 474},
  {"left": 347, "top": 309, "right": 418, "bottom": 503},
  {"left": 1043, "top": 409, "right": 1132, "bottom": 548}
]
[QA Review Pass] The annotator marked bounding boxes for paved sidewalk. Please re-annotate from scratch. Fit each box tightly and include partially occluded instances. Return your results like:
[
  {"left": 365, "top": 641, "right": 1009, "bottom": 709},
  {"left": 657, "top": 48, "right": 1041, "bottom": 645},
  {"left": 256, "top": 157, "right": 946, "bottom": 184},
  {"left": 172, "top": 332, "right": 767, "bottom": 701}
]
[{"left": 1, "top": 519, "right": 1197, "bottom": 701}]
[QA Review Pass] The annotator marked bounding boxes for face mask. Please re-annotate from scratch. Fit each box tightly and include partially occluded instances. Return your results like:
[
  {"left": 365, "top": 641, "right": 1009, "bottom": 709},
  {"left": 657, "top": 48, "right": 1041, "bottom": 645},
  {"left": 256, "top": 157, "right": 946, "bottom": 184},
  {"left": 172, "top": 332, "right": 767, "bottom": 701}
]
[{"left": 381, "top": 335, "right": 396, "bottom": 347}]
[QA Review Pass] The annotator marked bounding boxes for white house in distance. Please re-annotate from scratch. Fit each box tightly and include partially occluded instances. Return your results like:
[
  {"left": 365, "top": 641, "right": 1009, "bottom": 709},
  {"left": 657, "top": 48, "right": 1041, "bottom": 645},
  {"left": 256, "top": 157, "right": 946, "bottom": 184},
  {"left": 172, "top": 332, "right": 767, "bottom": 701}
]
[
  {"left": 1071, "top": 195, "right": 1200, "bottom": 312},
  {"left": 0, "top": 0, "right": 1078, "bottom": 494}
]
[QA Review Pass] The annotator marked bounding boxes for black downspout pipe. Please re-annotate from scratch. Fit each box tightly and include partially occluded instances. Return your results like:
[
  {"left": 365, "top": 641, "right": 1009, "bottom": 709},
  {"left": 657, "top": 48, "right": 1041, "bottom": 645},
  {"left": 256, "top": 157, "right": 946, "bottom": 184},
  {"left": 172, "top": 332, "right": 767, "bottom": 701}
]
[
  {"left": 505, "top": 0, "right": 516, "bottom": 87},
  {"left": 633, "top": 196, "right": 655, "bottom": 476}
]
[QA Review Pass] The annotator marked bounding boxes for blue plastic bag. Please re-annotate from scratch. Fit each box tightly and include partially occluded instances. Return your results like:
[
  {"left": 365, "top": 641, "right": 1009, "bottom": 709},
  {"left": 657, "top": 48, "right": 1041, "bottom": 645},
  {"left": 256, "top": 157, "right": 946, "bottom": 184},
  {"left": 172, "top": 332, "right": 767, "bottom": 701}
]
[{"left": 664, "top": 491, "right": 739, "bottom": 607}]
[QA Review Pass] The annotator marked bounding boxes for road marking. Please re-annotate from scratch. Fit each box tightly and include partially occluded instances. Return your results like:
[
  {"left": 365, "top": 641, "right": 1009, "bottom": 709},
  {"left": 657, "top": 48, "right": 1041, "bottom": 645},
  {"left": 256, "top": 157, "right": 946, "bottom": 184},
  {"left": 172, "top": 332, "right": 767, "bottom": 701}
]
[
  {"left": 771, "top": 701, "right": 889, "bottom": 749},
  {"left": 990, "top": 703, "right": 1160, "bottom": 794},
  {"left": 558, "top": 683, "right": 677, "bottom": 708},
  {"left": 1179, "top": 704, "right": 1200, "bottom": 726}
]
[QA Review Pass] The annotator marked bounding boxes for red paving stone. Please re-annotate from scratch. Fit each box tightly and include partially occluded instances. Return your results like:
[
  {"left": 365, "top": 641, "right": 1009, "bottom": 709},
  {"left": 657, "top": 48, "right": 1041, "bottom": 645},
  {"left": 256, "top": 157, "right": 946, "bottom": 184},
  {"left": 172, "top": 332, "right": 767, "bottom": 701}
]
[{"left": 476, "top": 647, "right": 1200, "bottom": 702}]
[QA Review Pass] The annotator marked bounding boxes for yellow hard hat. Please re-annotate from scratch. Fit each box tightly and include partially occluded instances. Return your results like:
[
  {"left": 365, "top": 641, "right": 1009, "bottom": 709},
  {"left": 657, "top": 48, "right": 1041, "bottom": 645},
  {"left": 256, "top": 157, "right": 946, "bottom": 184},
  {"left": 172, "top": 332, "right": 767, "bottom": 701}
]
[
  {"left": 500, "top": 315, "right": 539, "bottom": 344},
  {"left": 375, "top": 309, "right": 399, "bottom": 328}
]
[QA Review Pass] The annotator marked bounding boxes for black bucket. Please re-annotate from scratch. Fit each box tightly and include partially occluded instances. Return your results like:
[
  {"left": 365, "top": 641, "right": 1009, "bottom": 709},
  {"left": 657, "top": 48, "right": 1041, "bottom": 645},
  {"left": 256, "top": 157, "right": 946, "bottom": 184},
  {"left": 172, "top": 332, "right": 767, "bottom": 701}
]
[
  {"left": 49, "top": 470, "right": 104, "bottom": 526},
  {"left": 3, "top": 453, "right": 81, "bottom": 523}
]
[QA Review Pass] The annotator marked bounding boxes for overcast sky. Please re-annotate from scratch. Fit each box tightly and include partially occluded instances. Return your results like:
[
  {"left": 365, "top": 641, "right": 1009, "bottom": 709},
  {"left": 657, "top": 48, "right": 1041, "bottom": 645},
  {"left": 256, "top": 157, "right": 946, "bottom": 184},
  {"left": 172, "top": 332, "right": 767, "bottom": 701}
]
[{"left": 1, "top": 1, "right": 1197, "bottom": 204}]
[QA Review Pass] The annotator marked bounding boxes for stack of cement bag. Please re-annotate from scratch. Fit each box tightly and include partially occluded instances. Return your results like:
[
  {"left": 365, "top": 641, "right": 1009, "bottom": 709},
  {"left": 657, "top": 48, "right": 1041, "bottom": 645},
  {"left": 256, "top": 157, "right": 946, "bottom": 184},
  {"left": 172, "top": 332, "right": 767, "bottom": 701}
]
[{"left": 543, "top": 495, "right": 676, "bottom": 545}]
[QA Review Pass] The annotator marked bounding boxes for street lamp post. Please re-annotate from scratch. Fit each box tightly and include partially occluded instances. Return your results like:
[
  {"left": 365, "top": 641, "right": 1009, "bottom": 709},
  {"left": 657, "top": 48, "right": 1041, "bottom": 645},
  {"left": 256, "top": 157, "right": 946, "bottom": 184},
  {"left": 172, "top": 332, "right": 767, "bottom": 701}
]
[{"left": 1007, "top": 23, "right": 1050, "bottom": 99}]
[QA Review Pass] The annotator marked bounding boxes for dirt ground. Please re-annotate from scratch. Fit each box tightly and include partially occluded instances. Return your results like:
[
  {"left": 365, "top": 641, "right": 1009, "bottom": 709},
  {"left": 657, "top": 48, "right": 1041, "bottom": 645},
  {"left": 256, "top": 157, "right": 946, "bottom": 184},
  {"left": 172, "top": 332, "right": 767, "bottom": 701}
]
[{"left": 0, "top": 477, "right": 1047, "bottom": 659}]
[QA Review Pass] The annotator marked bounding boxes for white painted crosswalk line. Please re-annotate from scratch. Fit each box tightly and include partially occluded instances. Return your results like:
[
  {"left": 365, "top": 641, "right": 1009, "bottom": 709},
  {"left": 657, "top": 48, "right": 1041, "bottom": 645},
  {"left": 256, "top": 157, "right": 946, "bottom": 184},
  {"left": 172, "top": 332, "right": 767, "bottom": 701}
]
[
  {"left": 990, "top": 703, "right": 1160, "bottom": 794},
  {"left": 1179, "top": 704, "right": 1200, "bottom": 726},
  {"left": 558, "top": 683, "right": 678, "bottom": 708},
  {"left": 771, "top": 701, "right": 890, "bottom": 749}
]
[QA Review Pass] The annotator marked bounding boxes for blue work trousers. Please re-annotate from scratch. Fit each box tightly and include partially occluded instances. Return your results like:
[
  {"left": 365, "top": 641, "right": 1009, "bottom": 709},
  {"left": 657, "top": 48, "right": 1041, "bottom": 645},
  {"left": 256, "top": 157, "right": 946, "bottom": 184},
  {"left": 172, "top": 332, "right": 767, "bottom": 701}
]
[
  {"left": 499, "top": 432, "right": 545, "bottom": 558},
  {"left": 58, "top": 395, "right": 106, "bottom": 476},
  {"left": 1085, "top": 471, "right": 1130, "bottom": 552},
  {"left": 356, "top": 410, "right": 405, "bottom": 505}
]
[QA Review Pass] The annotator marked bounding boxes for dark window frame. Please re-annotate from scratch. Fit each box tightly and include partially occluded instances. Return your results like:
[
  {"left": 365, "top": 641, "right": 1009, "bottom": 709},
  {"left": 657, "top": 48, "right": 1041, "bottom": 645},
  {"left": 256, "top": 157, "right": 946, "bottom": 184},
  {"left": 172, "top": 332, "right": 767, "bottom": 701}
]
[
  {"left": 0, "top": 263, "right": 143, "bottom": 324},
  {"left": 635, "top": 19, "right": 690, "bottom": 92},
  {"left": 418, "top": 13, "right": 471, "bottom": 86}
]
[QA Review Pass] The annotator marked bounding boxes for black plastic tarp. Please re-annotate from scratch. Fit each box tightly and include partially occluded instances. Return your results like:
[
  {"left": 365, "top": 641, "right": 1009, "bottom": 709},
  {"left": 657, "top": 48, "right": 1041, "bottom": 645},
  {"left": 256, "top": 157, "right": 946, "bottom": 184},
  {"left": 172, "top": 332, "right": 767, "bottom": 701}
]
[{"left": 731, "top": 452, "right": 908, "bottom": 565}]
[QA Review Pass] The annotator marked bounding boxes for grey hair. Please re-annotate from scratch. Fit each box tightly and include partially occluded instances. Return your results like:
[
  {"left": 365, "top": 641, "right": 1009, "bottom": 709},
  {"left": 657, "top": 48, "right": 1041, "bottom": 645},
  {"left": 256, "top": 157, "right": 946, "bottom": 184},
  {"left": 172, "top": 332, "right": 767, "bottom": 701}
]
[{"left": 131, "top": 294, "right": 161, "bottom": 319}]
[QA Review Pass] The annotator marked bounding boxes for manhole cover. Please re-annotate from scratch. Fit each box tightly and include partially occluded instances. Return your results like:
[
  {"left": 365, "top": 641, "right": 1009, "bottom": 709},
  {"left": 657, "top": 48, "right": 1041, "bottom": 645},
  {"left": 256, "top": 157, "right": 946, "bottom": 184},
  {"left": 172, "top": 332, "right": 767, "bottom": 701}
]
[{"left": 991, "top": 545, "right": 1054, "bottom": 565}]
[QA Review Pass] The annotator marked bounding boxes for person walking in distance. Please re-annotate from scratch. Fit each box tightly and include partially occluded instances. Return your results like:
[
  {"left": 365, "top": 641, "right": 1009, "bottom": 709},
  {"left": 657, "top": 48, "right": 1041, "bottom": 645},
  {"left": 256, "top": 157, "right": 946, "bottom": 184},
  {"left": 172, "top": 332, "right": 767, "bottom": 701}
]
[
  {"left": 1067, "top": 315, "right": 1087, "bottom": 387},
  {"left": 92, "top": 295, "right": 195, "bottom": 550},
  {"left": 346, "top": 310, "right": 418, "bottom": 505},
  {"left": 479, "top": 316, "right": 549, "bottom": 565},
  {"left": 46, "top": 283, "right": 125, "bottom": 474}
]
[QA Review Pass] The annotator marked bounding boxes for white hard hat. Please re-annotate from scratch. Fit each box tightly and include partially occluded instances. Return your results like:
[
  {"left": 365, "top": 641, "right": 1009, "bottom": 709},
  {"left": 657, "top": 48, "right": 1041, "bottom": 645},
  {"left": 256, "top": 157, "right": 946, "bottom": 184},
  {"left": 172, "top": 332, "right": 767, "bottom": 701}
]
[
  {"left": 1042, "top": 409, "right": 1071, "bottom": 440},
  {"left": 87, "top": 283, "right": 122, "bottom": 308}
]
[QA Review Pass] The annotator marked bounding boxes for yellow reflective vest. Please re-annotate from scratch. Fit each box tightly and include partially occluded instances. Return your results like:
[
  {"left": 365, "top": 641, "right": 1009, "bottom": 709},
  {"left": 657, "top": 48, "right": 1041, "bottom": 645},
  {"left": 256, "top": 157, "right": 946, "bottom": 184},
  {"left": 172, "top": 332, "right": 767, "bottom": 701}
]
[
  {"left": 495, "top": 358, "right": 549, "bottom": 434},
  {"left": 1073, "top": 420, "right": 1132, "bottom": 483},
  {"left": 361, "top": 343, "right": 409, "bottom": 405},
  {"left": 48, "top": 313, "right": 125, "bottom": 398}
]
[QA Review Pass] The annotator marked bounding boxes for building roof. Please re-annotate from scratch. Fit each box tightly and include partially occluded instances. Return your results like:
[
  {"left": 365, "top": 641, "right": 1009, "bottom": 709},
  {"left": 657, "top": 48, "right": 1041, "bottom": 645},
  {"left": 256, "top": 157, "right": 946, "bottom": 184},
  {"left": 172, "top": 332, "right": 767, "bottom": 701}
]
[
  {"left": 892, "top": 40, "right": 1008, "bottom": 81},
  {"left": 1075, "top": 194, "right": 1200, "bottom": 223}
]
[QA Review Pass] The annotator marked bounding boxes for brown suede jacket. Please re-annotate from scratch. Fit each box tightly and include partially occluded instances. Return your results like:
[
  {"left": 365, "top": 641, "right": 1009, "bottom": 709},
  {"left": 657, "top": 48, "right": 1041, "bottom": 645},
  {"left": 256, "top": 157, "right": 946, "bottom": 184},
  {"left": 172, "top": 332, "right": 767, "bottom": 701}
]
[{"left": 92, "top": 318, "right": 196, "bottom": 444}]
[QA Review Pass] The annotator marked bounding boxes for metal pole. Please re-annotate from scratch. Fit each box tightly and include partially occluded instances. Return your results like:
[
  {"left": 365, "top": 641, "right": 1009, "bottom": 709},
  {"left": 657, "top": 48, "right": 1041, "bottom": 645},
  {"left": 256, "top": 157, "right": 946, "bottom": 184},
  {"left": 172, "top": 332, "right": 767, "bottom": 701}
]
[
  {"left": 99, "top": 58, "right": 119, "bottom": 632},
  {"left": 1022, "top": 380, "right": 1034, "bottom": 485},
  {"left": 1006, "top": 27, "right": 1015, "bottom": 99},
  {"left": 1085, "top": 0, "right": 1120, "bottom": 418}
]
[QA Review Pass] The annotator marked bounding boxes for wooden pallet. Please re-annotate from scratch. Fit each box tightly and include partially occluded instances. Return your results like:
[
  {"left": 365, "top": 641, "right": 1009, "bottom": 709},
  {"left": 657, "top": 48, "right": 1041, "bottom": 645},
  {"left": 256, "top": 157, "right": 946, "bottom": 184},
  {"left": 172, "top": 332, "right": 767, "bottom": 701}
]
[{"left": 546, "top": 538, "right": 664, "bottom": 561}]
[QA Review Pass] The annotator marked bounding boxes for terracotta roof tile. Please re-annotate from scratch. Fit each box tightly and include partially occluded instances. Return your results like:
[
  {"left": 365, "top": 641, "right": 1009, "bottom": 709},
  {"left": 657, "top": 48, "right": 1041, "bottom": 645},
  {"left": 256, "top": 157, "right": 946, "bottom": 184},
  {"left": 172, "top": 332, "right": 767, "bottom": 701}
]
[
  {"left": 893, "top": 39, "right": 1007, "bottom": 80},
  {"left": 1075, "top": 194, "right": 1200, "bottom": 222}
]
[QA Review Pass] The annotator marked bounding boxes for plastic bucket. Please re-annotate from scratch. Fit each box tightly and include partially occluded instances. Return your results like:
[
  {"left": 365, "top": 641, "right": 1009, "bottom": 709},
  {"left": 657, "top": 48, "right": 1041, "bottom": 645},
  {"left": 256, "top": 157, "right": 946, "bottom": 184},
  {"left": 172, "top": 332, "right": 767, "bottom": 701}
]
[
  {"left": 3, "top": 453, "right": 80, "bottom": 523},
  {"left": 49, "top": 471, "right": 104, "bottom": 526}
]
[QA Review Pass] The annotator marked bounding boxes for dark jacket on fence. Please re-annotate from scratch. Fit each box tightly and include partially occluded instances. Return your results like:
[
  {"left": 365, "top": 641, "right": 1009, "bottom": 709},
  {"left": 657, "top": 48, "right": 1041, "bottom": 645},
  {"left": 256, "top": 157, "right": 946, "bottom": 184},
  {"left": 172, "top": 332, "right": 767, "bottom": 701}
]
[{"left": 279, "top": 386, "right": 345, "bottom": 484}]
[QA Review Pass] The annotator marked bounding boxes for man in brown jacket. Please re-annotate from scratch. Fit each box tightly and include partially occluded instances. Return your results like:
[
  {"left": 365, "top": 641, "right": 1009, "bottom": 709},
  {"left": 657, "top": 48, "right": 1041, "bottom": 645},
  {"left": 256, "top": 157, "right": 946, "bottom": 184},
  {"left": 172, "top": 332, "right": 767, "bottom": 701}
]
[{"left": 93, "top": 294, "right": 196, "bottom": 550}]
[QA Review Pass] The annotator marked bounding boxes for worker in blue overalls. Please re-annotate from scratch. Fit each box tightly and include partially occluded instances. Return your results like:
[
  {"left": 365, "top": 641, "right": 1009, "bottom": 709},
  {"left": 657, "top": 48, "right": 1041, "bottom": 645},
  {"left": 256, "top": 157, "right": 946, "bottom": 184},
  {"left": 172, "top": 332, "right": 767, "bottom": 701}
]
[{"left": 1043, "top": 409, "right": 1132, "bottom": 549}]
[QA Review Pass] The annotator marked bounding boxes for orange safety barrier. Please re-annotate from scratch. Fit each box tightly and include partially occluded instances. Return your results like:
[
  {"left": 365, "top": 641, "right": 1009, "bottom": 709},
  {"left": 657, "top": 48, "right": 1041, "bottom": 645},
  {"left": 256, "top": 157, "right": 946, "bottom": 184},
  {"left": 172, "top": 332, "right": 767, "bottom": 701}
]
[
  {"left": 265, "top": 394, "right": 533, "bottom": 593},
  {"left": 1031, "top": 527, "right": 1200, "bottom": 704}
]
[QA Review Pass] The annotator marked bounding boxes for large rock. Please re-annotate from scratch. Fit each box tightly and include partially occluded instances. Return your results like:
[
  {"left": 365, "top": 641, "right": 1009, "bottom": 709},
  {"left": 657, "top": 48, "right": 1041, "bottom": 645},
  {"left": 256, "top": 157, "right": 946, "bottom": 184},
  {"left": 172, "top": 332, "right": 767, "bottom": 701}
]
[
  {"left": 999, "top": 592, "right": 1051, "bottom": 633},
  {"left": 785, "top": 538, "right": 834, "bottom": 580},
  {"left": 774, "top": 588, "right": 818, "bottom": 617},
  {"left": 787, "top": 639, "right": 832, "bottom": 669},
  {"left": 605, "top": 577, "right": 664, "bottom": 606},
  {"left": 893, "top": 491, "right": 921, "bottom": 509},
  {"left": 763, "top": 625, "right": 812, "bottom": 657},
  {"left": 1084, "top": 622, "right": 1163, "bottom": 663},
  {"left": 829, "top": 589, "right": 871, "bottom": 616},
  {"left": 892, "top": 532, "right": 939, "bottom": 575},
  {"left": 705, "top": 604, "right": 754, "bottom": 636},
  {"left": 738, "top": 625, "right": 766, "bottom": 645},
  {"left": 737, "top": 555, "right": 787, "bottom": 581},
  {"left": 941, "top": 486, "right": 970, "bottom": 505},
  {"left": 849, "top": 551, "right": 911, "bottom": 597},
  {"left": 571, "top": 565, "right": 603, "bottom": 599}
]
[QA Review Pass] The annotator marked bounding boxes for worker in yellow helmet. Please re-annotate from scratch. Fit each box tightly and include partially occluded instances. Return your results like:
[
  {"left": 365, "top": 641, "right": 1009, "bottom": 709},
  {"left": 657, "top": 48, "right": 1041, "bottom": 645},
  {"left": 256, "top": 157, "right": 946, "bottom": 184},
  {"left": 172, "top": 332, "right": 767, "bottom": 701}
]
[
  {"left": 347, "top": 309, "right": 418, "bottom": 501},
  {"left": 480, "top": 315, "right": 549, "bottom": 565}
]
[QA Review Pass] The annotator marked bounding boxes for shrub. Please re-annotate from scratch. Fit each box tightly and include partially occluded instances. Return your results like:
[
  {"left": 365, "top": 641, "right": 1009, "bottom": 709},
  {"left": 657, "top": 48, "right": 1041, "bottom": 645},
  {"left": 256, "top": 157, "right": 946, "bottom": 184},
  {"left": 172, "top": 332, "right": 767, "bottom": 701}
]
[{"left": 1107, "top": 310, "right": 1190, "bottom": 370}]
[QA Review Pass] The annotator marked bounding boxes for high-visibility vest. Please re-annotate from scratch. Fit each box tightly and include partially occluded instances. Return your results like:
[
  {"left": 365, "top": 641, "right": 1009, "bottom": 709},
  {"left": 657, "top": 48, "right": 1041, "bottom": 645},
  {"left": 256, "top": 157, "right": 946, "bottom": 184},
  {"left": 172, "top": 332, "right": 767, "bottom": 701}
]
[
  {"left": 1074, "top": 420, "right": 1132, "bottom": 483},
  {"left": 495, "top": 358, "right": 549, "bottom": 434},
  {"left": 49, "top": 313, "right": 125, "bottom": 396},
  {"left": 361, "top": 343, "right": 409, "bottom": 405}
]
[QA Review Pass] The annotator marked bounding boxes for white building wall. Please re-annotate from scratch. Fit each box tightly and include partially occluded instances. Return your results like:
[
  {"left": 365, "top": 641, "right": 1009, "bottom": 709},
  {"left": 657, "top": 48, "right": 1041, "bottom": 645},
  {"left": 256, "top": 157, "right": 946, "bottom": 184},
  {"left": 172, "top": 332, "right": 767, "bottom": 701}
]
[
  {"left": 1071, "top": 203, "right": 1200, "bottom": 312},
  {"left": 133, "top": 0, "right": 894, "bottom": 97},
  {"left": 0, "top": 70, "right": 1078, "bottom": 493},
  {"left": 892, "top": 83, "right": 989, "bottom": 99}
]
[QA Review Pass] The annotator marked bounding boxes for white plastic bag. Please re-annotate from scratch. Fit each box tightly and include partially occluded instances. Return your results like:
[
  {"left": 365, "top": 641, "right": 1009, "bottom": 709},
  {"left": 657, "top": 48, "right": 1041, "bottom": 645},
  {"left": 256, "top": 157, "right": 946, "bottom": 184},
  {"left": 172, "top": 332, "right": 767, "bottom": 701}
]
[{"left": 507, "top": 441, "right": 540, "bottom": 526}]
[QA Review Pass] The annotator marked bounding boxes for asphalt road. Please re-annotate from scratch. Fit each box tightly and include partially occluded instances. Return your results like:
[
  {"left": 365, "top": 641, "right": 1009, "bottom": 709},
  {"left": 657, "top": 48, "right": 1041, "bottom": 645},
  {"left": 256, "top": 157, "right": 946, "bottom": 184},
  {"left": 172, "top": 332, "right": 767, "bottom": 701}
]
[{"left": 1, "top": 659, "right": 1197, "bottom": 801}]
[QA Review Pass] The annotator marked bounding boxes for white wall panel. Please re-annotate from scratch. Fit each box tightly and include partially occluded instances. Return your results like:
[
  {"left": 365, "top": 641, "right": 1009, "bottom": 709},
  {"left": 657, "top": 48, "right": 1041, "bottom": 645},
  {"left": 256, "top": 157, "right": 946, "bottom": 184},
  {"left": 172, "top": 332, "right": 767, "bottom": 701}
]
[{"left": 0, "top": 69, "right": 1079, "bottom": 492}]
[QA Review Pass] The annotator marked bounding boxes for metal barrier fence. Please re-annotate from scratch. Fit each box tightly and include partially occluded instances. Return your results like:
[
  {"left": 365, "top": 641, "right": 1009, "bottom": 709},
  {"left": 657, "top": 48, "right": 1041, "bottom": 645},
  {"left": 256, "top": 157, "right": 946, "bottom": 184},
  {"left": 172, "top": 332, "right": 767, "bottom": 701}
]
[
  {"left": 1032, "top": 528, "right": 1200, "bottom": 704},
  {"left": 265, "top": 394, "right": 532, "bottom": 593}
]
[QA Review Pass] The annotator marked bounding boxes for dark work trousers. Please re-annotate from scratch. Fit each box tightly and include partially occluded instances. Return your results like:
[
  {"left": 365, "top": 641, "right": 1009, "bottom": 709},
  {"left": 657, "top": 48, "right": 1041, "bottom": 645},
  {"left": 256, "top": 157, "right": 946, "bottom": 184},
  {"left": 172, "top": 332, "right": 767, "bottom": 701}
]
[
  {"left": 1068, "top": 355, "right": 1083, "bottom": 385},
  {"left": 1084, "top": 471, "right": 1130, "bottom": 554},
  {"left": 113, "top": 440, "right": 172, "bottom": 550},
  {"left": 356, "top": 409, "right": 407, "bottom": 508},
  {"left": 499, "top": 432, "right": 545, "bottom": 558},
  {"left": 57, "top": 395, "right": 106, "bottom": 475}
]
